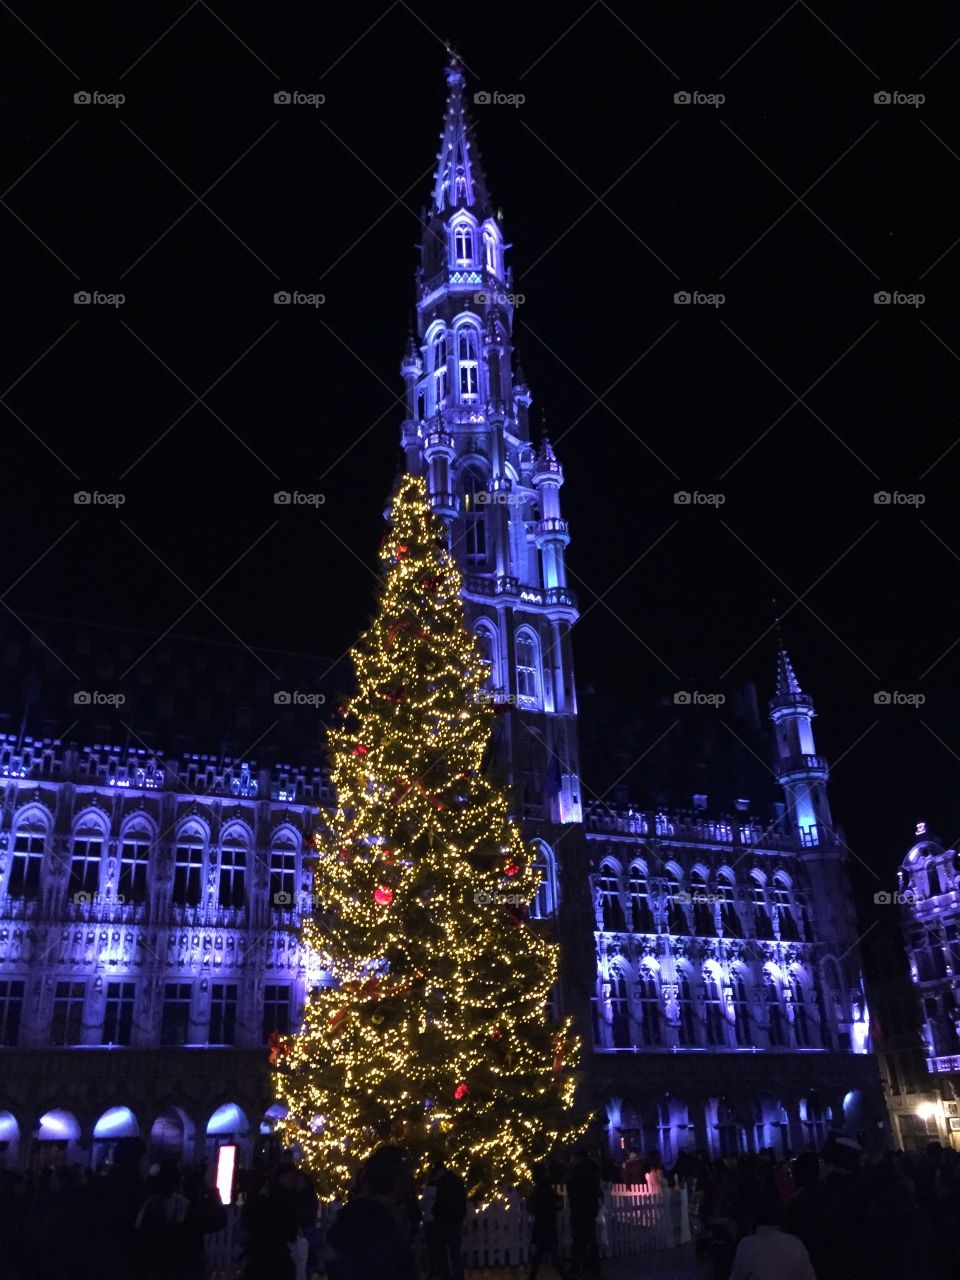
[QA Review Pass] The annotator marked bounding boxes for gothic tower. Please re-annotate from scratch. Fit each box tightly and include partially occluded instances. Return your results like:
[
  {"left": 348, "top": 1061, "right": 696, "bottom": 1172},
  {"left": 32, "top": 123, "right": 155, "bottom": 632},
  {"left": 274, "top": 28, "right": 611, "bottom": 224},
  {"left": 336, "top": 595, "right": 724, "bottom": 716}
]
[{"left": 399, "top": 55, "right": 582, "bottom": 831}]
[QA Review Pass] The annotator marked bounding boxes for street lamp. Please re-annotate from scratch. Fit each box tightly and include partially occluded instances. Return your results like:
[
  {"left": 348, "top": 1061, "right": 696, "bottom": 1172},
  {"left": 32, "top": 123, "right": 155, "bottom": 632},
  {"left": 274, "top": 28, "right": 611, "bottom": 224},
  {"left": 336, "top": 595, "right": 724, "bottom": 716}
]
[{"left": 916, "top": 1102, "right": 937, "bottom": 1121}]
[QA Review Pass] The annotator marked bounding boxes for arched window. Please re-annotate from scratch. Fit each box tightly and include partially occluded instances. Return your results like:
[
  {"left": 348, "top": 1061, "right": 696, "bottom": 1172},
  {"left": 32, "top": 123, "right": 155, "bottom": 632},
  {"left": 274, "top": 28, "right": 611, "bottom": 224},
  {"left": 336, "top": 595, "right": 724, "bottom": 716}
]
[
  {"left": 677, "top": 970, "right": 699, "bottom": 1047},
  {"left": 764, "top": 970, "right": 786, "bottom": 1047},
  {"left": 173, "top": 828, "right": 205, "bottom": 907},
  {"left": 691, "top": 872, "right": 713, "bottom": 936},
  {"left": 717, "top": 874, "right": 742, "bottom": 938},
  {"left": 752, "top": 878, "right": 773, "bottom": 939},
  {"left": 610, "top": 971, "right": 631, "bottom": 1048},
  {"left": 461, "top": 468, "right": 487, "bottom": 564},
  {"left": 431, "top": 329, "right": 448, "bottom": 406},
  {"left": 484, "top": 227, "right": 498, "bottom": 275},
  {"left": 800, "top": 1095, "right": 831, "bottom": 1148},
  {"left": 731, "top": 972, "right": 751, "bottom": 1046},
  {"left": 665, "top": 877, "right": 686, "bottom": 935},
  {"left": 597, "top": 868, "right": 626, "bottom": 931},
  {"left": 119, "top": 828, "right": 151, "bottom": 903},
  {"left": 773, "top": 876, "right": 800, "bottom": 941},
  {"left": 530, "top": 842, "right": 557, "bottom": 919},
  {"left": 218, "top": 830, "right": 247, "bottom": 909},
  {"left": 704, "top": 969, "right": 727, "bottom": 1046},
  {"left": 453, "top": 223, "right": 473, "bottom": 264},
  {"left": 457, "top": 326, "right": 479, "bottom": 400},
  {"left": 7, "top": 826, "right": 44, "bottom": 898},
  {"left": 515, "top": 629, "right": 540, "bottom": 706},
  {"left": 789, "top": 973, "right": 814, "bottom": 1047},
  {"left": 628, "top": 866, "right": 655, "bottom": 932},
  {"left": 69, "top": 820, "right": 104, "bottom": 900},
  {"left": 269, "top": 842, "right": 297, "bottom": 907},
  {"left": 473, "top": 623, "right": 497, "bottom": 691},
  {"left": 638, "top": 967, "right": 661, "bottom": 1045},
  {"left": 715, "top": 1100, "right": 740, "bottom": 1158}
]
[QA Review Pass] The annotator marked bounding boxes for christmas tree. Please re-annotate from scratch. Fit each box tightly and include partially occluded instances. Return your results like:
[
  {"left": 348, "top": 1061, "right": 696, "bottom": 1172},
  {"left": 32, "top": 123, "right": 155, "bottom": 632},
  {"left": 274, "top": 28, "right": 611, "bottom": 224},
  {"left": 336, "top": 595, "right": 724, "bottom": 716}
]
[{"left": 275, "top": 473, "right": 583, "bottom": 1198}]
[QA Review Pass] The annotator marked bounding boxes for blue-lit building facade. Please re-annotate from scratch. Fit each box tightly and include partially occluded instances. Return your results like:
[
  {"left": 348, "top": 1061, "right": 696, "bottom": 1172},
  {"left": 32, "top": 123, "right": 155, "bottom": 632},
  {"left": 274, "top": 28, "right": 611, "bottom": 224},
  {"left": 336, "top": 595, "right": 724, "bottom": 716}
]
[{"left": 0, "top": 58, "right": 883, "bottom": 1173}]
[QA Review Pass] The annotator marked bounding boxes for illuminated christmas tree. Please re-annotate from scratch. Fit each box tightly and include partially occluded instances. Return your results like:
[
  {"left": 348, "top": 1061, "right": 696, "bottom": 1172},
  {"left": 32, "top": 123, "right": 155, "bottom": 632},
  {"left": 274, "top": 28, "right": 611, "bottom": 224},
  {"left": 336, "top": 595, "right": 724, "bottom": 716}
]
[{"left": 275, "top": 473, "right": 583, "bottom": 1198}]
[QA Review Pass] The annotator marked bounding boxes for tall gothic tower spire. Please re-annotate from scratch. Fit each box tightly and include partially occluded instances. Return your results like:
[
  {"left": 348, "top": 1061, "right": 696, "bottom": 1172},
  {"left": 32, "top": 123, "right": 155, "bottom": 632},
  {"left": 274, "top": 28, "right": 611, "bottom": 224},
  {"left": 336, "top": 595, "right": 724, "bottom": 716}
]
[{"left": 397, "top": 55, "right": 582, "bottom": 827}]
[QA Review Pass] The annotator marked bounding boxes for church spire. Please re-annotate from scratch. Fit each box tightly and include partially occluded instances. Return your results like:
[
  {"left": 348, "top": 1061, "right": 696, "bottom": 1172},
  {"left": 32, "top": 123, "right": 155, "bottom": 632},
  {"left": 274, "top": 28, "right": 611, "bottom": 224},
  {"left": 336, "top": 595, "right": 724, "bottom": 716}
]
[
  {"left": 432, "top": 51, "right": 491, "bottom": 217},
  {"left": 775, "top": 646, "right": 803, "bottom": 699}
]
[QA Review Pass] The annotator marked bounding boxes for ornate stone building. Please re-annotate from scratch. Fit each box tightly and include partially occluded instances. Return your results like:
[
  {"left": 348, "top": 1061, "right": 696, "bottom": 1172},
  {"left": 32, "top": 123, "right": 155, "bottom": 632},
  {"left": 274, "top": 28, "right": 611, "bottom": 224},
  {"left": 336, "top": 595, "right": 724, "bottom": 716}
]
[{"left": 0, "top": 57, "right": 883, "bottom": 1173}]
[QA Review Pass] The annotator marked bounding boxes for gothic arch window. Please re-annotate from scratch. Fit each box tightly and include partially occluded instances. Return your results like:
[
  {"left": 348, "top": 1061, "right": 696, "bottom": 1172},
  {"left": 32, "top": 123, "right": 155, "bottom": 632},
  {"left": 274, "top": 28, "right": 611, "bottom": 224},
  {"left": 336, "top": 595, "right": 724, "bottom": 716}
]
[
  {"left": 461, "top": 467, "right": 487, "bottom": 565},
  {"left": 773, "top": 874, "right": 800, "bottom": 941},
  {"left": 457, "top": 325, "right": 480, "bottom": 401},
  {"left": 751, "top": 873, "right": 773, "bottom": 940},
  {"left": 515, "top": 628, "right": 541, "bottom": 707},
  {"left": 731, "top": 969, "right": 751, "bottom": 1046},
  {"left": 453, "top": 222, "right": 474, "bottom": 265},
  {"left": 430, "top": 328, "right": 448, "bottom": 407},
  {"left": 788, "top": 968, "right": 816, "bottom": 1047},
  {"left": 799, "top": 1094, "right": 831, "bottom": 1148},
  {"left": 628, "top": 863, "right": 655, "bottom": 933},
  {"left": 703, "top": 966, "right": 727, "bottom": 1047},
  {"left": 609, "top": 968, "right": 631, "bottom": 1048},
  {"left": 716, "top": 870, "right": 742, "bottom": 938},
  {"left": 690, "top": 869, "right": 713, "bottom": 936},
  {"left": 473, "top": 621, "right": 498, "bottom": 691},
  {"left": 173, "top": 824, "right": 206, "bottom": 907},
  {"left": 764, "top": 967, "right": 786, "bottom": 1047},
  {"left": 665, "top": 872, "right": 687, "bottom": 935},
  {"left": 483, "top": 226, "right": 499, "bottom": 276},
  {"left": 676, "top": 966, "right": 699, "bottom": 1047},
  {"left": 529, "top": 841, "right": 558, "bottom": 920},
  {"left": 218, "top": 826, "right": 249, "bottom": 909},
  {"left": 69, "top": 814, "right": 107, "bottom": 900},
  {"left": 7, "top": 817, "right": 47, "bottom": 899},
  {"left": 118, "top": 822, "right": 153, "bottom": 904},
  {"left": 638, "top": 965, "right": 662, "bottom": 1046},
  {"left": 269, "top": 832, "right": 300, "bottom": 908},
  {"left": 597, "top": 864, "right": 626, "bottom": 932}
]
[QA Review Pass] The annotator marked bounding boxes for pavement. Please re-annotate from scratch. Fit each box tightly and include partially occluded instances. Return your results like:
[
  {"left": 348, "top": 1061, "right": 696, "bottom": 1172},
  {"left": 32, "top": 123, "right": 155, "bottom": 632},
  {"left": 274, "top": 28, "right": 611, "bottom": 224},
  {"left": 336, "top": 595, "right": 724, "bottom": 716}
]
[{"left": 464, "top": 1245, "right": 710, "bottom": 1279}]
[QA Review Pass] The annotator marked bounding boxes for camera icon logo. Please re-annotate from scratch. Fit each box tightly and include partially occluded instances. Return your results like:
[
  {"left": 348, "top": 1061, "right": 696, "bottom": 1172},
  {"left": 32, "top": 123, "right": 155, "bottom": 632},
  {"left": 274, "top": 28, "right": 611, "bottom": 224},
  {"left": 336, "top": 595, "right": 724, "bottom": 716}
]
[
  {"left": 873, "top": 491, "right": 891, "bottom": 505},
  {"left": 673, "top": 491, "right": 692, "bottom": 505},
  {"left": 274, "top": 91, "right": 291, "bottom": 104},
  {"left": 674, "top": 291, "right": 691, "bottom": 304},
  {"left": 274, "top": 291, "right": 291, "bottom": 305},
  {"left": 474, "top": 90, "right": 491, "bottom": 105},
  {"left": 674, "top": 691, "right": 692, "bottom": 705},
  {"left": 73, "top": 491, "right": 92, "bottom": 505},
  {"left": 874, "top": 291, "right": 891, "bottom": 305},
  {"left": 274, "top": 691, "right": 292, "bottom": 704},
  {"left": 874, "top": 91, "right": 891, "bottom": 105},
  {"left": 874, "top": 691, "right": 892, "bottom": 705},
  {"left": 273, "top": 491, "right": 292, "bottom": 505},
  {"left": 273, "top": 890, "right": 293, "bottom": 906},
  {"left": 74, "top": 91, "right": 91, "bottom": 104},
  {"left": 74, "top": 291, "right": 91, "bottom": 305},
  {"left": 873, "top": 890, "right": 892, "bottom": 904},
  {"left": 674, "top": 91, "right": 691, "bottom": 105},
  {"left": 74, "top": 690, "right": 92, "bottom": 704},
  {"left": 73, "top": 891, "right": 92, "bottom": 904}
]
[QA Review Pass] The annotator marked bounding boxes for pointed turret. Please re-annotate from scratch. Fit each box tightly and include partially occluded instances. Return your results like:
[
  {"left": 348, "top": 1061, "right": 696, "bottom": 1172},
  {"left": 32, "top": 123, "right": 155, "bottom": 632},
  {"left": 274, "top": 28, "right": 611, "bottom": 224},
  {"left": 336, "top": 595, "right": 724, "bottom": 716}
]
[
  {"left": 769, "top": 645, "right": 832, "bottom": 846},
  {"left": 432, "top": 53, "right": 492, "bottom": 217},
  {"left": 775, "top": 647, "right": 803, "bottom": 699}
]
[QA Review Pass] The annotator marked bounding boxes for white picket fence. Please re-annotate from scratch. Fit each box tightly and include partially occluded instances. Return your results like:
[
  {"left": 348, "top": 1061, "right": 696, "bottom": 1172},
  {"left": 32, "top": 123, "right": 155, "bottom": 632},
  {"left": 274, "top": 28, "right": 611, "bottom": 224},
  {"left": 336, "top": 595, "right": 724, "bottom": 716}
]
[{"left": 206, "top": 1180, "right": 689, "bottom": 1277}]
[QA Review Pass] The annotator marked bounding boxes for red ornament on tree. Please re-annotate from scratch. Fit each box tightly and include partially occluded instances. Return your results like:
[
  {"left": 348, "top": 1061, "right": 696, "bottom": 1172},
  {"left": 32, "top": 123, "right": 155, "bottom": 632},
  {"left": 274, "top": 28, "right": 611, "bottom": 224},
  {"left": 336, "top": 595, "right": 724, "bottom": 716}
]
[
  {"left": 396, "top": 544, "right": 409, "bottom": 558},
  {"left": 504, "top": 860, "right": 520, "bottom": 878},
  {"left": 352, "top": 745, "right": 369, "bottom": 756},
  {"left": 454, "top": 1082, "right": 469, "bottom": 1100},
  {"left": 374, "top": 886, "right": 394, "bottom": 906}
]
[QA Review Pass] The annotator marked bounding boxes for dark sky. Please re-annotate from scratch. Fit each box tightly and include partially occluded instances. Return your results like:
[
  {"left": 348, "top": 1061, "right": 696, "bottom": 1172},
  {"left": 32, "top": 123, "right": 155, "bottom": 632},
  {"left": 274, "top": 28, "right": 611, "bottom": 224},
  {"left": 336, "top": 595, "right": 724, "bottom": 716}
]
[{"left": 3, "top": 1, "right": 960, "bottom": 927}]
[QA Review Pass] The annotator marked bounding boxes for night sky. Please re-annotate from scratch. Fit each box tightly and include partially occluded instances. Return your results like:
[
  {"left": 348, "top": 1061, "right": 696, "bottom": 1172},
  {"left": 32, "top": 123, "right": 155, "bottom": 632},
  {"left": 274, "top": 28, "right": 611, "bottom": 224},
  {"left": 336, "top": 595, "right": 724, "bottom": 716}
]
[{"left": 3, "top": 2, "right": 959, "bottom": 935}]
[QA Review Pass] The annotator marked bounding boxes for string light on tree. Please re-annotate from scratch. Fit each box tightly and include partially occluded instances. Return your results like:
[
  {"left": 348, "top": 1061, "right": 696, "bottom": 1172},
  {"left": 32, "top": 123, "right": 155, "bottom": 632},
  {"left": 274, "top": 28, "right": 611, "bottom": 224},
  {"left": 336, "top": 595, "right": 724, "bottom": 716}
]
[{"left": 274, "top": 474, "right": 584, "bottom": 1199}]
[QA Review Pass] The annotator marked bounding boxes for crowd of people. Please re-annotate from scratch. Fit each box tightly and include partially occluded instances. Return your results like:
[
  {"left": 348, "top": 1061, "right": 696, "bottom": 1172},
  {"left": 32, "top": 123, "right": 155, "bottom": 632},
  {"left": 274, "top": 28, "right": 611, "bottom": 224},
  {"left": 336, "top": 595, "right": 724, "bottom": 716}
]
[{"left": 3, "top": 1134, "right": 960, "bottom": 1279}]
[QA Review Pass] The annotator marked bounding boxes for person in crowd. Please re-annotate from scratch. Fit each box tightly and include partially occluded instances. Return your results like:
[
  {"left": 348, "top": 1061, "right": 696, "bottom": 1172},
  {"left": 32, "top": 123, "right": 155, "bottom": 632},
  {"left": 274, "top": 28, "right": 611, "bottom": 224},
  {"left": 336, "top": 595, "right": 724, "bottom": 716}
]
[
  {"left": 728, "top": 1189, "right": 815, "bottom": 1280},
  {"left": 566, "top": 1148, "right": 602, "bottom": 1277},
  {"left": 424, "top": 1157, "right": 467, "bottom": 1280},
  {"left": 242, "top": 1163, "right": 300, "bottom": 1280},
  {"left": 622, "top": 1150, "right": 646, "bottom": 1187},
  {"left": 526, "top": 1163, "right": 563, "bottom": 1280},
  {"left": 326, "top": 1145, "right": 417, "bottom": 1280}
]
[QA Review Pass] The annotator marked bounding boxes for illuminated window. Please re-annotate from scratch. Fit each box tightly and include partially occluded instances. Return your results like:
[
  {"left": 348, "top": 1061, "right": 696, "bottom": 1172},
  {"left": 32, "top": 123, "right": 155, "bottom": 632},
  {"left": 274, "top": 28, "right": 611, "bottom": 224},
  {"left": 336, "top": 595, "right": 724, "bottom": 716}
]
[
  {"left": 458, "top": 327, "right": 479, "bottom": 400},
  {"left": 209, "top": 983, "right": 237, "bottom": 1045},
  {"left": 473, "top": 624, "right": 497, "bottom": 690},
  {"left": 462, "top": 469, "right": 487, "bottom": 563},
  {"left": 638, "top": 969, "right": 661, "bottom": 1045},
  {"left": 173, "top": 840, "right": 203, "bottom": 907},
  {"left": 677, "top": 973, "right": 698, "bottom": 1046},
  {"left": 530, "top": 843, "right": 557, "bottom": 919},
  {"left": 597, "top": 872, "right": 625, "bottom": 931},
  {"left": 628, "top": 869, "right": 655, "bottom": 932},
  {"left": 691, "top": 875, "right": 713, "bottom": 935},
  {"left": 453, "top": 224, "right": 473, "bottom": 264},
  {"left": 69, "top": 835, "right": 102, "bottom": 899},
  {"left": 161, "top": 983, "right": 192, "bottom": 1046},
  {"left": 717, "top": 878, "right": 741, "bottom": 937},
  {"left": 431, "top": 330, "right": 448, "bottom": 406},
  {"left": 791, "top": 978, "right": 812, "bottom": 1047},
  {"left": 218, "top": 836, "right": 247, "bottom": 909},
  {"left": 610, "top": 973, "right": 630, "bottom": 1048},
  {"left": 118, "top": 837, "right": 150, "bottom": 903},
  {"left": 773, "top": 878, "right": 800, "bottom": 941},
  {"left": 484, "top": 228, "right": 498, "bottom": 275},
  {"left": 51, "top": 981, "right": 86, "bottom": 1045},
  {"left": 269, "top": 847, "right": 297, "bottom": 906},
  {"left": 0, "top": 980, "right": 24, "bottom": 1046},
  {"left": 752, "top": 881, "right": 773, "bottom": 939},
  {"left": 765, "top": 974, "right": 786, "bottom": 1046},
  {"left": 102, "top": 982, "right": 135, "bottom": 1046},
  {"left": 515, "top": 630, "right": 540, "bottom": 704},
  {"left": 8, "top": 831, "right": 43, "bottom": 898},
  {"left": 732, "top": 974, "right": 751, "bottom": 1046},
  {"left": 263, "top": 984, "right": 291, "bottom": 1042},
  {"left": 666, "top": 880, "right": 686, "bottom": 935},
  {"left": 704, "top": 972, "right": 726, "bottom": 1046}
]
